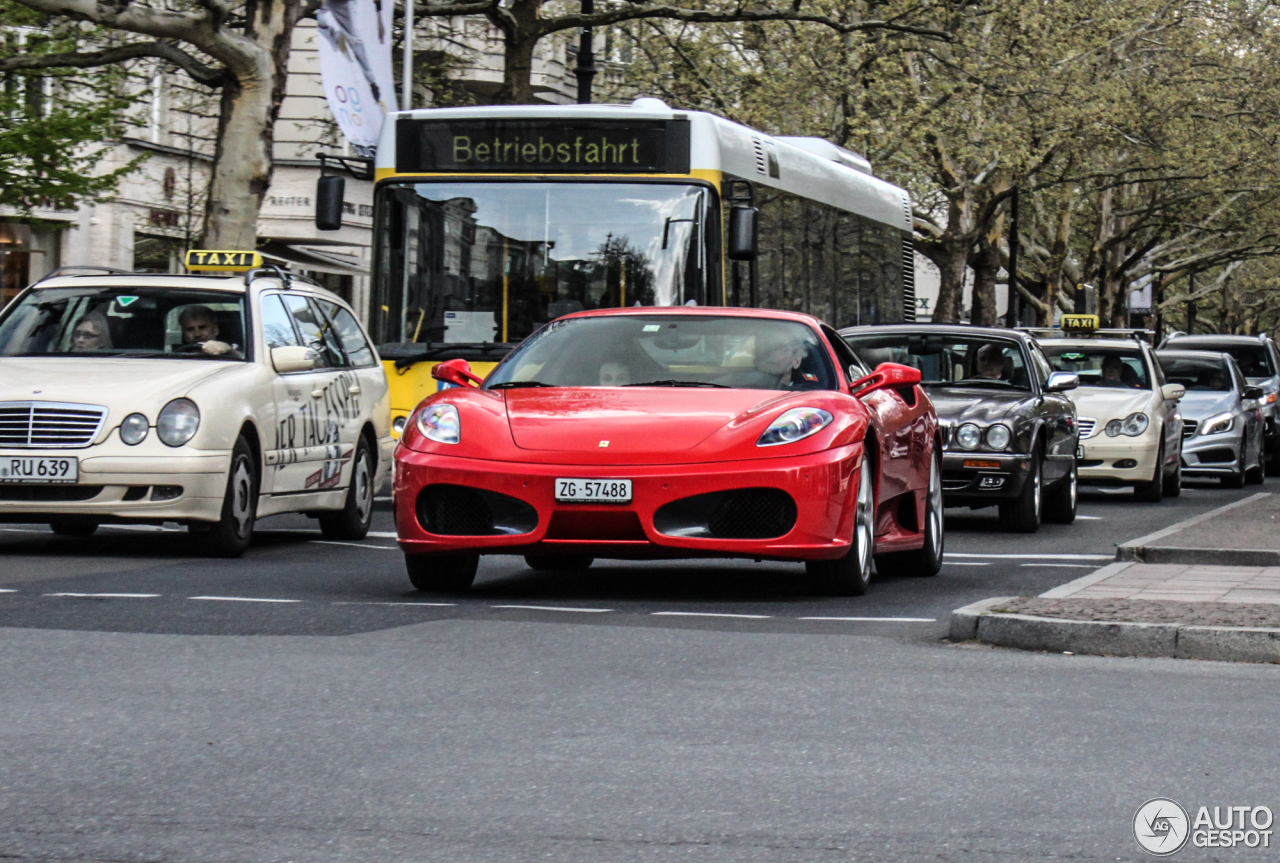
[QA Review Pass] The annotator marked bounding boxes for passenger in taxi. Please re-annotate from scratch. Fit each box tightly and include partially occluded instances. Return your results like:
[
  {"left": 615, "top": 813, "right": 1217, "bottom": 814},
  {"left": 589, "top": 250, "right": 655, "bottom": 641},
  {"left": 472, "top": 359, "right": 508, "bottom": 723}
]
[
  {"left": 178, "top": 305, "right": 240, "bottom": 357},
  {"left": 70, "top": 312, "right": 112, "bottom": 352}
]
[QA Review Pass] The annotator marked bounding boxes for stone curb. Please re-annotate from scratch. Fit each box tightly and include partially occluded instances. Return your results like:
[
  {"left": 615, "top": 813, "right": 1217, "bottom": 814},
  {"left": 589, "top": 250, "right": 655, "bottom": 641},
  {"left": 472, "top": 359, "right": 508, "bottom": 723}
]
[
  {"left": 1114, "top": 492, "right": 1273, "bottom": 565},
  {"left": 948, "top": 602, "right": 1280, "bottom": 663}
]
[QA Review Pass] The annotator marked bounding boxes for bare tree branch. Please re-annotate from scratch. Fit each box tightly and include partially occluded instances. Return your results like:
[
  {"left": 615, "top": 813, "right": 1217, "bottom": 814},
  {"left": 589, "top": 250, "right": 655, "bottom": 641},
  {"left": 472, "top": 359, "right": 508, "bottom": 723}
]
[{"left": 0, "top": 41, "right": 226, "bottom": 87}]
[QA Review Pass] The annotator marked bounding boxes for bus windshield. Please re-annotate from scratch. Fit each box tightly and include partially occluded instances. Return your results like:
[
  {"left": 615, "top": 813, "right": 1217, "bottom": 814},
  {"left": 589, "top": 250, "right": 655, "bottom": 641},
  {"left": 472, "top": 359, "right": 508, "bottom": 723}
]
[{"left": 374, "top": 181, "right": 710, "bottom": 350}]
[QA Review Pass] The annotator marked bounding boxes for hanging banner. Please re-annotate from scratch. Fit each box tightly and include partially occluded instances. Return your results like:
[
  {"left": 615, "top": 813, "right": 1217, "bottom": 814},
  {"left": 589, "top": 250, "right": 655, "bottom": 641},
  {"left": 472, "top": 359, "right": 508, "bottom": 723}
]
[{"left": 316, "top": 0, "right": 396, "bottom": 158}]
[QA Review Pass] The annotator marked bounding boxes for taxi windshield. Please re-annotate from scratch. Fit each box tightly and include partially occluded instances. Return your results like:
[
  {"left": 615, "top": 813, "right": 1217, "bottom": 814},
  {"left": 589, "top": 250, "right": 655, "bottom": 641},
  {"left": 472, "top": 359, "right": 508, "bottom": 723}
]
[
  {"left": 1042, "top": 345, "right": 1150, "bottom": 390},
  {"left": 485, "top": 314, "right": 836, "bottom": 391},
  {"left": 0, "top": 286, "right": 247, "bottom": 360}
]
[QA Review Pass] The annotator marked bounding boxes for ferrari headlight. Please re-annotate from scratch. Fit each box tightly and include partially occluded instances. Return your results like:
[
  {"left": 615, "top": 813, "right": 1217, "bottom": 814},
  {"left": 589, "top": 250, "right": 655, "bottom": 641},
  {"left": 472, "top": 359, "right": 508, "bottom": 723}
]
[
  {"left": 156, "top": 399, "right": 199, "bottom": 447},
  {"left": 955, "top": 423, "right": 981, "bottom": 450},
  {"left": 985, "top": 423, "right": 1012, "bottom": 450},
  {"left": 757, "top": 407, "right": 833, "bottom": 447},
  {"left": 120, "top": 413, "right": 149, "bottom": 445},
  {"left": 417, "top": 403, "right": 460, "bottom": 444},
  {"left": 1203, "top": 412, "right": 1234, "bottom": 435},
  {"left": 1105, "top": 412, "right": 1149, "bottom": 437}
]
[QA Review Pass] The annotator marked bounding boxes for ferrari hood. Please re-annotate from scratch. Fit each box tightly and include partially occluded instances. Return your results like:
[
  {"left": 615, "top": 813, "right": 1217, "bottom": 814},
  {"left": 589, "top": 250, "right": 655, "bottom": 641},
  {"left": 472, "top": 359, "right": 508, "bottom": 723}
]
[
  {"left": 1067, "top": 387, "right": 1153, "bottom": 421},
  {"left": 503, "top": 388, "right": 791, "bottom": 453},
  {"left": 0, "top": 357, "right": 238, "bottom": 409}
]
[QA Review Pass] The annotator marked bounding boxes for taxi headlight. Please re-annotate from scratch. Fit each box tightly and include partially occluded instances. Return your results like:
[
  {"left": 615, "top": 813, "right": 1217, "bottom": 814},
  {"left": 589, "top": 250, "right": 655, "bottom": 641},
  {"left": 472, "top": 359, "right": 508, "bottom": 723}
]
[
  {"left": 1203, "top": 412, "right": 1234, "bottom": 435},
  {"left": 1105, "top": 412, "right": 1149, "bottom": 437},
  {"left": 157, "top": 399, "right": 200, "bottom": 447},
  {"left": 955, "top": 423, "right": 982, "bottom": 450},
  {"left": 757, "top": 407, "right": 833, "bottom": 447},
  {"left": 985, "top": 423, "right": 1012, "bottom": 450},
  {"left": 417, "top": 403, "right": 460, "bottom": 444},
  {"left": 120, "top": 413, "right": 149, "bottom": 446}
]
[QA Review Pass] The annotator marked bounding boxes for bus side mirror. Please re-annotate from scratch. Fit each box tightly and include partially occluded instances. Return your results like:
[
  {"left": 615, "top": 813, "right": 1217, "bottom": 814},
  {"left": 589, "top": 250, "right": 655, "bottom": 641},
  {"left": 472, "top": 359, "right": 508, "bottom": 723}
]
[
  {"left": 316, "top": 175, "right": 345, "bottom": 231},
  {"left": 728, "top": 206, "right": 758, "bottom": 261}
]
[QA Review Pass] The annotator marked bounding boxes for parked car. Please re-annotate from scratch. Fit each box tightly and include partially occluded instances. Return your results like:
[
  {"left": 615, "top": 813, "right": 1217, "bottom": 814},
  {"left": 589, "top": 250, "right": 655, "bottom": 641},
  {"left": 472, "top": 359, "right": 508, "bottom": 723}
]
[
  {"left": 1155, "top": 350, "right": 1265, "bottom": 487},
  {"left": 0, "top": 255, "right": 394, "bottom": 555},
  {"left": 395, "top": 308, "right": 942, "bottom": 596},
  {"left": 840, "top": 324, "right": 1077, "bottom": 532},
  {"left": 1159, "top": 332, "right": 1280, "bottom": 474},
  {"left": 1039, "top": 336, "right": 1184, "bottom": 501}
]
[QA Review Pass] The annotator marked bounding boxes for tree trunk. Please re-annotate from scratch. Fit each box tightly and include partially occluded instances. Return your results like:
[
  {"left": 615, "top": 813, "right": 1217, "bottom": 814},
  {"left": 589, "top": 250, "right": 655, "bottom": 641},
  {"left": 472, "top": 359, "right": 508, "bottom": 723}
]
[
  {"left": 969, "top": 237, "right": 1001, "bottom": 326},
  {"left": 492, "top": 0, "right": 542, "bottom": 104},
  {"left": 927, "top": 239, "right": 969, "bottom": 323}
]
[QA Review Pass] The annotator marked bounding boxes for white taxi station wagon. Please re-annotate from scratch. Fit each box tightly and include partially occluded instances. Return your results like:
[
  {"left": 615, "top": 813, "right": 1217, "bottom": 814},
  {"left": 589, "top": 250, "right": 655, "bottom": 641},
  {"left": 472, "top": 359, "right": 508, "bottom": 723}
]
[{"left": 0, "top": 252, "right": 393, "bottom": 556}]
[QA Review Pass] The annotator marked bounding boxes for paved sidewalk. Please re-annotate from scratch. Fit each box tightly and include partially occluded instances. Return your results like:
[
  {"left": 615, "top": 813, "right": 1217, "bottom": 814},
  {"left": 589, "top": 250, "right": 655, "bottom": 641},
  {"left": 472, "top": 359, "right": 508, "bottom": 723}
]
[{"left": 1049, "top": 561, "right": 1280, "bottom": 604}]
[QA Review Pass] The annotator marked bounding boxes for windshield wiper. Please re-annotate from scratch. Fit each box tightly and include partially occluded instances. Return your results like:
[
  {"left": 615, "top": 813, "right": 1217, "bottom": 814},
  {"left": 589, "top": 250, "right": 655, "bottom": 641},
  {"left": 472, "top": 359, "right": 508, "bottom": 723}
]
[
  {"left": 489, "top": 381, "right": 555, "bottom": 389},
  {"left": 932, "top": 379, "right": 1017, "bottom": 389},
  {"left": 624, "top": 379, "right": 729, "bottom": 388}
]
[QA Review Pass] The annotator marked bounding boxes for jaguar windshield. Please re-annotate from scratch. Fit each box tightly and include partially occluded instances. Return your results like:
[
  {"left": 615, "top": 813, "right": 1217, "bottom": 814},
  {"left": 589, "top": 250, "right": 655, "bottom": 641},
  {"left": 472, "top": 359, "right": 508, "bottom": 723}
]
[
  {"left": 842, "top": 332, "right": 1031, "bottom": 390},
  {"left": 0, "top": 286, "right": 247, "bottom": 360},
  {"left": 485, "top": 314, "right": 836, "bottom": 391}
]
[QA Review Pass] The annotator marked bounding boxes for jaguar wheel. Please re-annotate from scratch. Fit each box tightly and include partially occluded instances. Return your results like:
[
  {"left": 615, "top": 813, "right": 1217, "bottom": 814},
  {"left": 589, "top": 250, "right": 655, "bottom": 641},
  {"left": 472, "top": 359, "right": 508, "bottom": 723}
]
[{"left": 1042, "top": 461, "right": 1078, "bottom": 524}]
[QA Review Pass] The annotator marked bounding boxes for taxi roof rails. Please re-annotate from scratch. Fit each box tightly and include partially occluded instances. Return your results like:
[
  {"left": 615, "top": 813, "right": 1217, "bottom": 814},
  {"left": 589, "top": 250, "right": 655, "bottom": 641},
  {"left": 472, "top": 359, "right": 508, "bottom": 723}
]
[
  {"left": 242, "top": 265, "right": 320, "bottom": 289},
  {"left": 1018, "top": 326, "right": 1154, "bottom": 342},
  {"left": 36, "top": 265, "right": 131, "bottom": 283}
]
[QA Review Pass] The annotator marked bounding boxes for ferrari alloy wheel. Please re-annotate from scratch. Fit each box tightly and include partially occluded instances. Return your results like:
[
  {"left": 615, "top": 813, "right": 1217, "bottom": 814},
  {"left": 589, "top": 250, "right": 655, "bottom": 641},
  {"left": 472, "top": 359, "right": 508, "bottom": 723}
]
[
  {"left": 406, "top": 553, "right": 479, "bottom": 593},
  {"left": 1043, "top": 460, "right": 1077, "bottom": 524},
  {"left": 807, "top": 454, "right": 874, "bottom": 596},
  {"left": 525, "top": 555, "right": 594, "bottom": 571},
  {"left": 320, "top": 437, "right": 375, "bottom": 540},
  {"left": 874, "top": 446, "right": 944, "bottom": 577},
  {"left": 193, "top": 436, "right": 257, "bottom": 558},
  {"left": 999, "top": 451, "right": 1042, "bottom": 533}
]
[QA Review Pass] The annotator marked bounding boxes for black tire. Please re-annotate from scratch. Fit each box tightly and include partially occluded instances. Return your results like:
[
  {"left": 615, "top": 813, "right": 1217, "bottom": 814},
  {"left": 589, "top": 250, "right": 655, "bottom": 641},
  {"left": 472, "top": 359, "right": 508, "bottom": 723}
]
[
  {"left": 874, "top": 446, "right": 943, "bottom": 577},
  {"left": 1133, "top": 442, "right": 1165, "bottom": 503},
  {"left": 49, "top": 519, "right": 98, "bottom": 537},
  {"left": 807, "top": 454, "right": 875, "bottom": 595},
  {"left": 406, "top": 553, "right": 478, "bottom": 592},
  {"left": 192, "top": 436, "right": 257, "bottom": 558},
  {"left": 1222, "top": 444, "right": 1247, "bottom": 489},
  {"left": 1163, "top": 451, "right": 1183, "bottom": 498},
  {"left": 1246, "top": 440, "right": 1266, "bottom": 485},
  {"left": 1266, "top": 442, "right": 1280, "bottom": 477},
  {"left": 1042, "top": 461, "right": 1078, "bottom": 525},
  {"left": 524, "top": 554, "right": 594, "bottom": 571},
  {"left": 999, "top": 452, "right": 1042, "bottom": 533},
  {"left": 319, "top": 437, "right": 375, "bottom": 540}
]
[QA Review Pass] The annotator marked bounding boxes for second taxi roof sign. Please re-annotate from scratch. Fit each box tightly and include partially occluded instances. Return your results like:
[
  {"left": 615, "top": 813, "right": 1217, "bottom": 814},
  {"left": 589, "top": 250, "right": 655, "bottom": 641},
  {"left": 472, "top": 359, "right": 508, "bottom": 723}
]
[{"left": 184, "top": 250, "right": 263, "bottom": 273}]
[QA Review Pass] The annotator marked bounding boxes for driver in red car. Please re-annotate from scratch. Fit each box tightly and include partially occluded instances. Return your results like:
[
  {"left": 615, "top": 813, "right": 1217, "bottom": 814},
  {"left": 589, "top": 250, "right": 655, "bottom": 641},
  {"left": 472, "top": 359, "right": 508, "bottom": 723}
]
[{"left": 715, "top": 330, "right": 806, "bottom": 389}]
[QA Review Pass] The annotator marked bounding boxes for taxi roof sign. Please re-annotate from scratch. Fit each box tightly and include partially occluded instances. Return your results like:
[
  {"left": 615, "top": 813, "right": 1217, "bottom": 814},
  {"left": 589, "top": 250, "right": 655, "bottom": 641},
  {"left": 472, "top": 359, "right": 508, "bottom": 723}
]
[
  {"left": 185, "top": 250, "right": 263, "bottom": 273},
  {"left": 1060, "top": 313, "right": 1100, "bottom": 333}
]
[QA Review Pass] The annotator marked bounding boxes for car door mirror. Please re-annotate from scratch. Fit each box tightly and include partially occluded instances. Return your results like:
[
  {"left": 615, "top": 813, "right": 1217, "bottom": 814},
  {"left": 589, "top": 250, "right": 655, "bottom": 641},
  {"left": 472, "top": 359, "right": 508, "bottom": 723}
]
[
  {"left": 850, "top": 362, "right": 922, "bottom": 396},
  {"left": 1161, "top": 383, "right": 1186, "bottom": 401},
  {"left": 271, "top": 345, "right": 317, "bottom": 373},
  {"left": 1045, "top": 371, "right": 1079, "bottom": 392},
  {"left": 1244, "top": 385, "right": 1264, "bottom": 400},
  {"left": 432, "top": 358, "right": 484, "bottom": 388}
]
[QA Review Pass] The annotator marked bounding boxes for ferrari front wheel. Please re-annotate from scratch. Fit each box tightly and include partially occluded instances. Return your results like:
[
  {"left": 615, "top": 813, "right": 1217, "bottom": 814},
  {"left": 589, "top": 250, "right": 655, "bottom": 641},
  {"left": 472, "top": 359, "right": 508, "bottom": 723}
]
[
  {"left": 874, "top": 446, "right": 943, "bottom": 577},
  {"left": 807, "top": 454, "right": 874, "bottom": 596},
  {"left": 406, "top": 553, "right": 479, "bottom": 593}
]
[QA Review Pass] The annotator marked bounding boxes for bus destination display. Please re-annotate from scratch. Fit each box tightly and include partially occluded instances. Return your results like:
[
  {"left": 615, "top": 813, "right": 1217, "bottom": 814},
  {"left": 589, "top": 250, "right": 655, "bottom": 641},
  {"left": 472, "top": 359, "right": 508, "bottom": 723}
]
[{"left": 396, "top": 119, "right": 690, "bottom": 174}]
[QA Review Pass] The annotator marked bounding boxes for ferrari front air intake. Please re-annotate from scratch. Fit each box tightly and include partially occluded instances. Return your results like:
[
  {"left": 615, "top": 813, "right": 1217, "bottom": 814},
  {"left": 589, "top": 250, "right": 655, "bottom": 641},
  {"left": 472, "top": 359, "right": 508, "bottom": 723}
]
[
  {"left": 416, "top": 484, "right": 538, "bottom": 536},
  {"left": 654, "top": 488, "right": 797, "bottom": 540}
]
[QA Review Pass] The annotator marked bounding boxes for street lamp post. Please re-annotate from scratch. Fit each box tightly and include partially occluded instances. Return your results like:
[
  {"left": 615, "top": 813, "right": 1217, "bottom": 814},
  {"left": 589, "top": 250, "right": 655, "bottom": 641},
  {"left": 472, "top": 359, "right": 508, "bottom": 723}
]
[
  {"left": 1005, "top": 187, "right": 1020, "bottom": 328},
  {"left": 575, "top": 0, "right": 597, "bottom": 104}
]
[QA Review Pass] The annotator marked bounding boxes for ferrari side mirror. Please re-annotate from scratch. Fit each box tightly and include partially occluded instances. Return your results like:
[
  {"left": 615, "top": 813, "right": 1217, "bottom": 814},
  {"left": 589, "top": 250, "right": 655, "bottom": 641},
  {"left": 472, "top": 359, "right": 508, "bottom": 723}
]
[
  {"left": 850, "top": 362, "right": 922, "bottom": 396},
  {"left": 432, "top": 358, "right": 484, "bottom": 388}
]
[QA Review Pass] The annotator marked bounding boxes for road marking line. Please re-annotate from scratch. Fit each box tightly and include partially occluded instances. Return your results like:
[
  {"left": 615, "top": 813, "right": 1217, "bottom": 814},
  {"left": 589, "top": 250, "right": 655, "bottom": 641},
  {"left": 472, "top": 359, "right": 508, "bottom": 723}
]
[
  {"left": 332, "top": 601, "right": 456, "bottom": 607},
  {"left": 948, "top": 553, "right": 1113, "bottom": 560},
  {"left": 1020, "top": 563, "right": 1096, "bottom": 568},
  {"left": 798, "top": 616, "right": 936, "bottom": 622},
  {"left": 1074, "top": 515, "right": 1102, "bottom": 520},
  {"left": 100, "top": 525, "right": 180, "bottom": 532},
  {"left": 0, "top": 588, "right": 18, "bottom": 593},
  {"left": 375, "top": 496, "right": 393, "bottom": 501},
  {"left": 492, "top": 605, "right": 613, "bottom": 613},
  {"left": 651, "top": 611, "right": 771, "bottom": 619},
  {"left": 945, "top": 562, "right": 991, "bottom": 566},
  {"left": 366, "top": 531, "right": 398, "bottom": 538},
  {"left": 189, "top": 596, "right": 301, "bottom": 603},
  {"left": 45, "top": 592, "right": 160, "bottom": 598},
  {"left": 311, "top": 541, "right": 399, "bottom": 551}
]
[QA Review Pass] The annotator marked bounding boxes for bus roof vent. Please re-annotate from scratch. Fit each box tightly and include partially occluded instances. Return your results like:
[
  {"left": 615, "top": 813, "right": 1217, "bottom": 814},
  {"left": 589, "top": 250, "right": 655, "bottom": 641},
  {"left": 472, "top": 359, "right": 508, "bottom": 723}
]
[
  {"left": 630, "top": 97, "right": 671, "bottom": 112},
  {"left": 776, "top": 136, "right": 873, "bottom": 175},
  {"left": 752, "top": 138, "right": 768, "bottom": 175}
]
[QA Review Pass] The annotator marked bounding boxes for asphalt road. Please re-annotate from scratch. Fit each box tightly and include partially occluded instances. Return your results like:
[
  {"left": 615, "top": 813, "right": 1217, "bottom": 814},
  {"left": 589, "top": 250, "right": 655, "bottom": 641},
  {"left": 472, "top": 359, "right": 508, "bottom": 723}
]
[{"left": 2, "top": 477, "right": 1278, "bottom": 861}]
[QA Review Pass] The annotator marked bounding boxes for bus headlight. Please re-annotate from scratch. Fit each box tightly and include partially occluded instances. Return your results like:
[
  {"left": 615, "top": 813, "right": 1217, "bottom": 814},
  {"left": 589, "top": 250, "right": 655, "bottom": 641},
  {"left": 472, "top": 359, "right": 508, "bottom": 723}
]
[
  {"left": 418, "top": 404, "right": 460, "bottom": 444},
  {"left": 120, "top": 413, "right": 149, "bottom": 445},
  {"left": 157, "top": 399, "right": 200, "bottom": 447}
]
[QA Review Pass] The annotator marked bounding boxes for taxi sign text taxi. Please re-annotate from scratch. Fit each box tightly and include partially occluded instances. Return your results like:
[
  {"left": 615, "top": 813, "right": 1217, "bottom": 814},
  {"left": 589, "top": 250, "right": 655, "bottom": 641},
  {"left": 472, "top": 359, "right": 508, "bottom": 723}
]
[
  {"left": 1061, "top": 313, "right": 1099, "bottom": 332},
  {"left": 185, "top": 250, "right": 262, "bottom": 272}
]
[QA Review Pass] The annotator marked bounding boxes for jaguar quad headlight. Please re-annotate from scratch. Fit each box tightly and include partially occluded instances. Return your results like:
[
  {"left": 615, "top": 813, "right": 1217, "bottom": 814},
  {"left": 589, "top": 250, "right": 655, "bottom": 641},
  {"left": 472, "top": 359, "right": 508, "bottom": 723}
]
[
  {"left": 757, "top": 407, "right": 834, "bottom": 447},
  {"left": 1105, "top": 412, "right": 1149, "bottom": 437},
  {"left": 1202, "top": 412, "right": 1234, "bottom": 435},
  {"left": 417, "top": 403, "right": 461, "bottom": 444},
  {"left": 120, "top": 413, "right": 149, "bottom": 445},
  {"left": 984, "top": 423, "right": 1012, "bottom": 450},
  {"left": 954, "top": 422, "right": 982, "bottom": 450},
  {"left": 157, "top": 399, "right": 200, "bottom": 447}
]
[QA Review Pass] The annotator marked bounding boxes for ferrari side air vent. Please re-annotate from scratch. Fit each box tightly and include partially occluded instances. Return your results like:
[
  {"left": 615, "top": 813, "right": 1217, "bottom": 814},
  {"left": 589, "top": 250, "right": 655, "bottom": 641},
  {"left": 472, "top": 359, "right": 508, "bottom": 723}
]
[
  {"left": 416, "top": 484, "right": 537, "bottom": 536},
  {"left": 654, "top": 488, "right": 797, "bottom": 540}
]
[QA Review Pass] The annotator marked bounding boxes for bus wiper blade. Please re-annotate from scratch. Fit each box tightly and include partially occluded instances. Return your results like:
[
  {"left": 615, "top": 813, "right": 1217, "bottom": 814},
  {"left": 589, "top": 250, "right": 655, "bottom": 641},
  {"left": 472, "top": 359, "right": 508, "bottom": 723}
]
[
  {"left": 624, "top": 379, "right": 729, "bottom": 388},
  {"left": 489, "top": 381, "right": 555, "bottom": 389}
]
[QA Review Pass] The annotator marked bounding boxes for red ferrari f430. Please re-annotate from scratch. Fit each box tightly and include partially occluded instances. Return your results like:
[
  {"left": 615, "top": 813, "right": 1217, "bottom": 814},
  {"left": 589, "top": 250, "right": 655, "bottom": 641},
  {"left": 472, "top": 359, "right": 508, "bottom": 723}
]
[{"left": 393, "top": 308, "right": 942, "bottom": 595}]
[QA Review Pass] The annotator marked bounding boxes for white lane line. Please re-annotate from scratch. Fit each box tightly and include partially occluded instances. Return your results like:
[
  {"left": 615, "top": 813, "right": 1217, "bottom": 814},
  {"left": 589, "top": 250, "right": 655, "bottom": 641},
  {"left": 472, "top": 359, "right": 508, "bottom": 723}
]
[
  {"left": 945, "top": 562, "right": 991, "bottom": 567},
  {"left": 367, "top": 531, "right": 398, "bottom": 538},
  {"left": 100, "top": 525, "right": 180, "bottom": 532},
  {"left": 1075, "top": 515, "right": 1103, "bottom": 520},
  {"left": 492, "top": 605, "right": 613, "bottom": 613},
  {"left": 798, "top": 616, "right": 936, "bottom": 622},
  {"left": 261, "top": 529, "right": 399, "bottom": 539},
  {"left": 948, "top": 553, "right": 1113, "bottom": 560},
  {"left": 333, "top": 601, "right": 456, "bottom": 607},
  {"left": 45, "top": 592, "right": 160, "bottom": 598},
  {"left": 652, "top": 611, "right": 771, "bottom": 619},
  {"left": 190, "top": 596, "right": 301, "bottom": 603},
  {"left": 1020, "top": 563, "right": 1096, "bottom": 569},
  {"left": 375, "top": 496, "right": 392, "bottom": 501},
  {"left": 0, "top": 588, "right": 18, "bottom": 593},
  {"left": 311, "top": 541, "right": 399, "bottom": 551}
]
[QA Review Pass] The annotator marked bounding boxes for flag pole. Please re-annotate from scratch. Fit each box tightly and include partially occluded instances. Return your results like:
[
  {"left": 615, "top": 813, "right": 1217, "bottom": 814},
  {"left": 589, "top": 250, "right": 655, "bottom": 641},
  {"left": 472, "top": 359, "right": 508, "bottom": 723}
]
[{"left": 402, "top": 0, "right": 415, "bottom": 111}]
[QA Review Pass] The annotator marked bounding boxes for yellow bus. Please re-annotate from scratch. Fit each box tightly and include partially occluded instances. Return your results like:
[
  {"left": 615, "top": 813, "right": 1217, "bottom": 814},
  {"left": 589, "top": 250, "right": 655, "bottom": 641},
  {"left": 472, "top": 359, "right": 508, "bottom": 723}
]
[{"left": 317, "top": 98, "right": 916, "bottom": 435}]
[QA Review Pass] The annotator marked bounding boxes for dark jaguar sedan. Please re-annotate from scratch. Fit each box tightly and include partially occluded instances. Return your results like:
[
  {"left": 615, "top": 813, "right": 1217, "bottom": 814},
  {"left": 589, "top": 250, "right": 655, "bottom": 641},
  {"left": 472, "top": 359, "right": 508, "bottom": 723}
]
[{"left": 841, "top": 325, "right": 1079, "bottom": 532}]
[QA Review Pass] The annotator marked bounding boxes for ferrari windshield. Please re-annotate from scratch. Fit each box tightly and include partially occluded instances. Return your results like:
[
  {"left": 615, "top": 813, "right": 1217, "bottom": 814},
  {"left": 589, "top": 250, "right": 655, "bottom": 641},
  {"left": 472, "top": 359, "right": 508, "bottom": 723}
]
[
  {"left": 0, "top": 286, "right": 247, "bottom": 360},
  {"left": 485, "top": 314, "right": 836, "bottom": 391},
  {"left": 1042, "top": 345, "right": 1151, "bottom": 390},
  {"left": 842, "top": 332, "right": 1031, "bottom": 390}
]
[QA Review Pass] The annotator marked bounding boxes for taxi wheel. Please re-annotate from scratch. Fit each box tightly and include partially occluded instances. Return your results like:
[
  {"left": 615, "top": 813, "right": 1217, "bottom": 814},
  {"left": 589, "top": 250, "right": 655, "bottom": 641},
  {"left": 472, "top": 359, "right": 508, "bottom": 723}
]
[
  {"left": 405, "top": 553, "right": 478, "bottom": 593},
  {"left": 49, "top": 519, "right": 98, "bottom": 537},
  {"left": 194, "top": 437, "right": 257, "bottom": 558},
  {"left": 875, "top": 446, "right": 943, "bottom": 577},
  {"left": 319, "top": 438, "right": 374, "bottom": 541},
  {"left": 999, "top": 452, "right": 1042, "bottom": 532},
  {"left": 1163, "top": 454, "right": 1183, "bottom": 498},
  {"left": 1133, "top": 442, "right": 1165, "bottom": 503},
  {"left": 807, "top": 454, "right": 874, "bottom": 596},
  {"left": 525, "top": 555, "right": 594, "bottom": 571}
]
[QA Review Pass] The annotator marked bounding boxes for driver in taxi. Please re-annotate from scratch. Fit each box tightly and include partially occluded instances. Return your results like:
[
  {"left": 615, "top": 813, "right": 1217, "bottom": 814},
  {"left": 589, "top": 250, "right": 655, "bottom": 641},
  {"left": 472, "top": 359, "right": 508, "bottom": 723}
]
[{"left": 179, "top": 305, "right": 240, "bottom": 357}]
